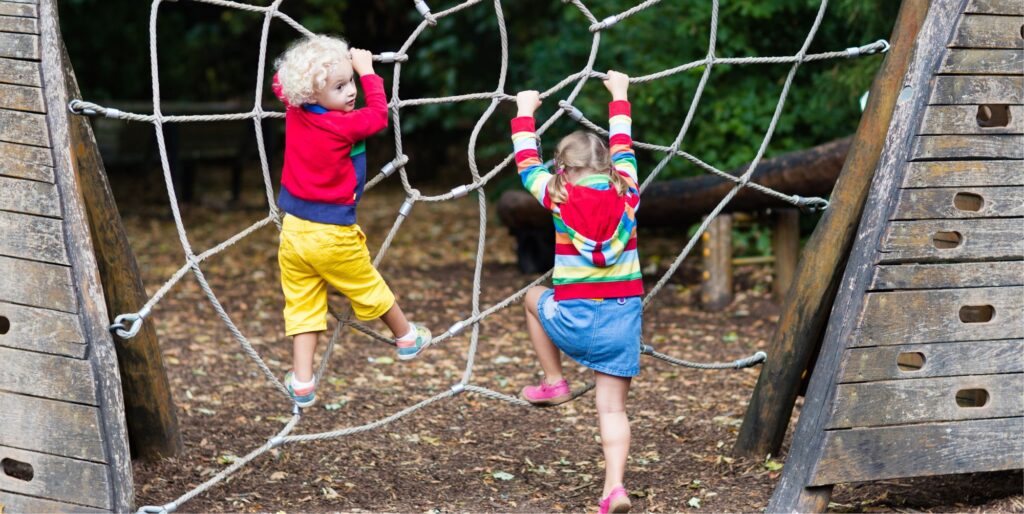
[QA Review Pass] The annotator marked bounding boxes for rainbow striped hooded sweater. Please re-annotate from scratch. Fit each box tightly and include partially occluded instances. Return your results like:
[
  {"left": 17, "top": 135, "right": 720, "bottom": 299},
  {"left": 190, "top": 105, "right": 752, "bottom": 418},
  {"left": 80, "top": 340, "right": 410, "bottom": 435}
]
[{"left": 511, "top": 100, "right": 643, "bottom": 301}]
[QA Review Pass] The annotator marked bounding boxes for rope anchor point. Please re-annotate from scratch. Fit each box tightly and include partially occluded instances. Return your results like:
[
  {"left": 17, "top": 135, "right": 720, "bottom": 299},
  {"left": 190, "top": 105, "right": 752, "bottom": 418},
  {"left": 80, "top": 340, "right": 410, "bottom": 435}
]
[{"left": 110, "top": 306, "right": 151, "bottom": 339}]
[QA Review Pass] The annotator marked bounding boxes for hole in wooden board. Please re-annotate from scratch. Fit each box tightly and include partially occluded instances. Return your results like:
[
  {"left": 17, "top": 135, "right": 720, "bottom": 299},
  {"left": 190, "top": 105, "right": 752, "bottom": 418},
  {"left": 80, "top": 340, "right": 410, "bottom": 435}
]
[
  {"left": 932, "top": 231, "right": 962, "bottom": 249},
  {"left": 955, "top": 388, "right": 989, "bottom": 408},
  {"left": 959, "top": 304, "right": 995, "bottom": 323},
  {"left": 977, "top": 104, "right": 1011, "bottom": 128},
  {"left": 953, "top": 192, "right": 984, "bottom": 212},
  {"left": 1, "top": 458, "right": 33, "bottom": 482},
  {"left": 896, "top": 352, "right": 926, "bottom": 371},
  {"left": 0, "top": 316, "right": 8, "bottom": 335}
]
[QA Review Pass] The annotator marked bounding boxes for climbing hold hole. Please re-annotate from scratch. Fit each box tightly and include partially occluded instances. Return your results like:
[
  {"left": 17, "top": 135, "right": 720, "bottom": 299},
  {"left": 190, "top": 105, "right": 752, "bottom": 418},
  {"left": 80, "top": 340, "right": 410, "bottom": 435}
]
[
  {"left": 953, "top": 192, "right": 984, "bottom": 212},
  {"left": 0, "top": 316, "right": 8, "bottom": 335},
  {"left": 1, "top": 458, "right": 33, "bottom": 482},
  {"left": 955, "top": 388, "right": 989, "bottom": 408},
  {"left": 896, "top": 352, "right": 925, "bottom": 372},
  {"left": 932, "top": 231, "right": 962, "bottom": 249},
  {"left": 976, "top": 104, "right": 1011, "bottom": 128},
  {"left": 959, "top": 304, "right": 994, "bottom": 323}
]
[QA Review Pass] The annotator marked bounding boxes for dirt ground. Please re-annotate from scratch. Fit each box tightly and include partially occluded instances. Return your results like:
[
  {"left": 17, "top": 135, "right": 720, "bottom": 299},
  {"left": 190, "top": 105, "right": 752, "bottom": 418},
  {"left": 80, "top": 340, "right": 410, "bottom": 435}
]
[{"left": 114, "top": 170, "right": 1022, "bottom": 513}]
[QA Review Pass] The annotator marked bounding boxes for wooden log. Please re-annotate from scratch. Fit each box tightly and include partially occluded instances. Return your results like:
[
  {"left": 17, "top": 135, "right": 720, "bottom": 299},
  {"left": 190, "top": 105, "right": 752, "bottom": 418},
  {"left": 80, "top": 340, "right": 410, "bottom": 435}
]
[
  {"left": 0, "top": 109, "right": 49, "bottom": 146},
  {"left": 911, "top": 134, "right": 1024, "bottom": 159},
  {"left": 0, "top": 391, "right": 105, "bottom": 461},
  {"left": 0, "top": 301, "right": 86, "bottom": 358},
  {"left": 903, "top": 160, "right": 1023, "bottom": 187},
  {"left": 60, "top": 31, "right": 183, "bottom": 459},
  {"left": 0, "top": 56, "right": 41, "bottom": 86},
  {"left": 0, "top": 491, "right": 105, "bottom": 514},
  {"left": 0, "top": 14, "right": 36, "bottom": 33},
  {"left": 0, "top": 2, "right": 36, "bottom": 17},
  {"left": 0, "top": 82, "right": 43, "bottom": 112},
  {"left": 0, "top": 175, "right": 58, "bottom": 217},
  {"left": 767, "top": 1, "right": 971, "bottom": 509},
  {"left": 0, "top": 346, "right": 96, "bottom": 404},
  {"left": 939, "top": 48, "right": 1024, "bottom": 74},
  {"left": 966, "top": 0, "right": 1024, "bottom": 15},
  {"left": 870, "top": 261, "right": 1024, "bottom": 290},
  {"left": 771, "top": 208, "right": 800, "bottom": 302},
  {"left": 735, "top": 0, "right": 930, "bottom": 463},
  {"left": 856, "top": 287, "right": 1024, "bottom": 346},
  {"left": 930, "top": 76, "right": 1024, "bottom": 104},
  {"left": 0, "top": 211, "right": 66, "bottom": 264},
  {"left": 839, "top": 340, "right": 1024, "bottom": 382},
  {"left": 829, "top": 373, "right": 1023, "bottom": 428},
  {"left": 0, "top": 445, "right": 111, "bottom": 509},
  {"left": 0, "top": 139, "right": 51, "bottom": 165},
  {"left": 0, "top": 32, "right": 37, "bottom": 60},
  {"left": 0, "top": 255, "right": 75, "bottom": 312},
  {"left": 38, "top": 0, "right": 133, "bottom": 506},
  {"left": 892, "top": 186, "right": 1024, "bottom": 219},
  {"left": 878, "top": 218, "right": 1024, "bottom": 263},
  {"left": 920, "top": 105, "right": 1024, "bottom": 135},
  {"left": 701, "top": 214, "right": 733, "bottom": 311},
  {"left": 950, "top": 14, "right": 1024, "bottom": 49},
  {"left": 812, "top": 417, "right": 1024, "bottom": 485}
]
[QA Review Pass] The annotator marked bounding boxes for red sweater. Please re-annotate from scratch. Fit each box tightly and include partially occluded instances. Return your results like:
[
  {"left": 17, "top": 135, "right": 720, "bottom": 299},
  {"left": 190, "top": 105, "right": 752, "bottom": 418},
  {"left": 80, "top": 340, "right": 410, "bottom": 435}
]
[{"left": 273, "top": 73, "right": 388, "bottom": 225}]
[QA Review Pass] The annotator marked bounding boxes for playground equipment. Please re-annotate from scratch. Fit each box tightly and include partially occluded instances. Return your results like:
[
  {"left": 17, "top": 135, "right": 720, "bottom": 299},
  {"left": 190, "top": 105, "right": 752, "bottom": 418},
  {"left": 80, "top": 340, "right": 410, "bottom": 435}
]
[{"left": 5, "top": 0, "right": 1017, "bottom": 512}]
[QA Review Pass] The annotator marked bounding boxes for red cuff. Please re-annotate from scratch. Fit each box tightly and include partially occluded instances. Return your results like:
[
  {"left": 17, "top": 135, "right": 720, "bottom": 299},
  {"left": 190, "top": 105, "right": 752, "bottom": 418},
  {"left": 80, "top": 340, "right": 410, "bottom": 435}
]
[
  {"left": 511, "top": 116, "right": 536, "bottom": 133},
  {"left": 609, "top": 100, "right": 631, "bottom": 117}
]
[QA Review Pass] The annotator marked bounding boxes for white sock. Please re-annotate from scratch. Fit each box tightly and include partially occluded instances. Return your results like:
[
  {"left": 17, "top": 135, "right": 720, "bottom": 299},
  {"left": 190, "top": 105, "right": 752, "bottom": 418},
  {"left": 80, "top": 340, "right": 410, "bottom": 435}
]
[
  {"left": 291, "top": 376, "right": 315, "bottom": 389},
  {"left": 397, "top": 323, "right": 417, "bottom": 342}
]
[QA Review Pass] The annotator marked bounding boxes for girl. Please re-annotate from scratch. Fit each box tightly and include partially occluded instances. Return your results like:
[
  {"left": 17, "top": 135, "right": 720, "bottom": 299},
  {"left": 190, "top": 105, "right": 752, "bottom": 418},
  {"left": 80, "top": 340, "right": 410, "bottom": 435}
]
[{"left": 511, "top": 71, "right": 641, "bottom": 514}]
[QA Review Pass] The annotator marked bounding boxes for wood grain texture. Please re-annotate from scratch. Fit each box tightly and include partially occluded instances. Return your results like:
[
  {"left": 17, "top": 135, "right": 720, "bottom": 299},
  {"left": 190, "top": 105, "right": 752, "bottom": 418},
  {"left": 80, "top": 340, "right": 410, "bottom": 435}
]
[
  {"left": 812, "top": 417, "right": 1024, "bottom": 485},
  {"left": 891, "top": 186, "right": 1024, "bottom": 219},
  {"left": 839, "top": 340, "right": 1024, "bottom": 382},
  {"left": 0, "top": 211, "right": 66, "bottom": 264},
  {"left": 0, "top": 255, "right": 75, "bottom": 312},
  {"left": 0, "top": 345, "right": 96, "bottom": 404},
  {"left": 701, "top": 214, "right": 733, "bottom": 310},
  {"left": 938, "top": 48, "right": 1024, "bottom": 74},
  {"left": 829, "top": 373, "right": 1023, "bottom": 428},
  {"left": 920, "top": 105, "right": 1024, "bottom": 135},
  {"left": 0, "top": 108, "right": 48, "bottom": 146},
  {"left": 0, "top": 300, "right": 85, "bottom": 358},
  {"left": 910, "top": 134, "right": 1024, "bottom": 160},
  {"left": 0, "top": 491, "right": 105, "bottom": 514},
  {"left": 0, "top": 14, "right": 36, "bottom": 33},
  {"left": 772, "top": 209, "right": 800, "bottom": 302},
  {"left": 878, "top": 218, "right": 1024, "bottom": 263},
  {"left": 0, "top": 56, "right": 40, "bottom": 86},
  {"left": 903, "top": 160, "right": 1024, "bottom": 187},
  {"left": 966, "top": 0, "right": 1024, "bottom": 15},
  {"left": 870, "top": 261, "right": 1024, "bottom": 290},
  {"left": 0, "top": 2, "right": 35, "bottom": 18},
  {"left": 0, "top": 175, "right": 58, "bottom": 216},
  {"left": 856, "top": 287, "right": 1024, "bottom": 345},
  {"left": 0, "top": 83, "right": 42, "bottom": 113},
  {"left": 930, "top": 76, "right": 1024, "bottom": 104},
  {"left": 950, "top": 14, "right": 1024, "bottom": 49},
  {"left": 0, "top": 391, "right": 105, "bottom": 461},
  {"left": 0, "top": 444, "right": 111, "bottom": 509},
  {"left": 0, "top": 138, "right": 51, "bottom": 165},
  {"left": 0, "top": 155, "right": 51, "bottom": 181},
  {"left": 0, "top": 31, "right": 36, "bottom": 59}
]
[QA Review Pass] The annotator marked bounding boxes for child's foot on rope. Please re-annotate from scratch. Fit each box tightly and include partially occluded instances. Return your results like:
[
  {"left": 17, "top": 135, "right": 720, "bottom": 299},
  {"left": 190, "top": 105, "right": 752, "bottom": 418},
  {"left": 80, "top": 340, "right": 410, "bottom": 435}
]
[
  {"left": 284, "top": 371, "right": 316, "bottom": 408},
  {"left": 599, "top": 486, "right": 631, "bottom": 514},
  {"left": 396, "top": 322, "right": 433, "bottom": 360},
  {"left": 520, "top": 377, "right": 572, "bottom": 406}
]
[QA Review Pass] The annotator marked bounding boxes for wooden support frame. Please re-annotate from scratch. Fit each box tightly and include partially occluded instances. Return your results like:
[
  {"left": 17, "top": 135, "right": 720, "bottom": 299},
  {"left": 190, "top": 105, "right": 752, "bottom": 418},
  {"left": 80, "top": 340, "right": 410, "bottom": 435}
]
[
  {"left": 701, "top": 214, "right": 733, "bottom": 311},
  {"left": 771, "top": 208, "right": 800, "bottom": 302}
]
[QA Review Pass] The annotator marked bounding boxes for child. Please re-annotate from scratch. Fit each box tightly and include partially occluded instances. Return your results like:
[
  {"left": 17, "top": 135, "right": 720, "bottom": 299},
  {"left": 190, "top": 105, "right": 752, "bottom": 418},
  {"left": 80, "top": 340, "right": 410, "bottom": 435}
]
[
  {"left": 273, "top": 35, "right": 431, "bottom": 408},
  {"left": 511, "top": 71, "right": 641, "bottom": 514}
]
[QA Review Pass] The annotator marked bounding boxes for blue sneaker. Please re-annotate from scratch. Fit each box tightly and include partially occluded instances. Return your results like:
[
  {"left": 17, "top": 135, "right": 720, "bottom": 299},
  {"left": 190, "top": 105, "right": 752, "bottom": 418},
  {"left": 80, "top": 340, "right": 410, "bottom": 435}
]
[
  {"left": 396, "top": 323, "right": 433, "bottom": 361},
  {"left": 284, "top": 371, "right": 316, "bottom": 408}
]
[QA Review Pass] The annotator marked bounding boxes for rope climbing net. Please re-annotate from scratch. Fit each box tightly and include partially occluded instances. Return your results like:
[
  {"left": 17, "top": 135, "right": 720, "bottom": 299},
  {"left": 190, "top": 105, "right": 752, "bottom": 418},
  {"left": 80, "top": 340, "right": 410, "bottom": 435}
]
[{"left": 69, "top": 0, "right": 888, "bottom": 510}]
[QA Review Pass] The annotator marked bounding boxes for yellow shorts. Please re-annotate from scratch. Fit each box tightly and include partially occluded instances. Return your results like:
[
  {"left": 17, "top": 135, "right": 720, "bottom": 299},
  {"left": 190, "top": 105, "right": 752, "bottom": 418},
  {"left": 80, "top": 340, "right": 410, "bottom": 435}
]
[{"left": 278, "top": 215, "right": 395, "bottom": 336}]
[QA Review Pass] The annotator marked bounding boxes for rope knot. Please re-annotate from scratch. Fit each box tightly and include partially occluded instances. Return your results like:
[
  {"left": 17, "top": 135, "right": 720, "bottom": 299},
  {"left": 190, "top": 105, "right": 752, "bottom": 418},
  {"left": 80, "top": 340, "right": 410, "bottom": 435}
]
[
  {"left": 414, "top": 0, "right": 437, "bottom": 25},
  {"left": 558, "top": 101, "right": 584, "bottom": 122},
  {"left": 589, "top": 15, "right": 618, "bottom": 32}
]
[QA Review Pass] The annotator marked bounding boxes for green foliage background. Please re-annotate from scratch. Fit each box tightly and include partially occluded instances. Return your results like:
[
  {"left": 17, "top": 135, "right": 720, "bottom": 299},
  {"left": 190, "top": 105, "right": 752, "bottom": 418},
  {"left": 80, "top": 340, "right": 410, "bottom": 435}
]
[{"left": 59, "top": 0, "right": 899, "bottom": 183}]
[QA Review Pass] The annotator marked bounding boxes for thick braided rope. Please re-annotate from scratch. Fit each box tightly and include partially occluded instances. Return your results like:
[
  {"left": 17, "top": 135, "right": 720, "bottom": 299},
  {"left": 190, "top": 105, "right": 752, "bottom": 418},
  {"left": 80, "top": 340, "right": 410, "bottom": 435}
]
[{"left": 64, "top": 0, "right": 887, "bottom": 511}]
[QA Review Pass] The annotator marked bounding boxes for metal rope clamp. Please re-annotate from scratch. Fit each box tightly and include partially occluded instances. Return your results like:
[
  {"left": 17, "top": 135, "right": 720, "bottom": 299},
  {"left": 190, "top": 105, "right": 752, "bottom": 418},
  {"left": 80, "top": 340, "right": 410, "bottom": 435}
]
[
  {"left": 110, "top": 305, "right": 151, "bottom": 339},
  {"left": 559, "top": 101, "right": 584, "bottom": 122},
  {"left": 414, "top": 0, "right": 437, "bottom": 25},
  {"left": 377, "top": 52, "right": 408, "bottom": 64},
  {"left": 590, "top": 15, "right": 618, "bottom": 32},
  {"left": 793, "top": 195, "right": 829, "bottom": 213},
  {"left": 136, "top": 501, "right": 177, "bottom": 514}
]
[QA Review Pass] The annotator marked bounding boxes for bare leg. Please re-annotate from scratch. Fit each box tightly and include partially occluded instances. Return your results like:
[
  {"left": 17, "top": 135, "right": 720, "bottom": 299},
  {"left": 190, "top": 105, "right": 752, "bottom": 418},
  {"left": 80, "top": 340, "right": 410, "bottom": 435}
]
[
  {"left": 292, "top": 331, "right": 320, "bottom": 383},
  {"left": 524, "top": 286, "right": 563, "bottom": 383},
  {"left": 379, "top": 301, "right": 412, "bottom": 339},
  {"left": 595, "top": 371, "right": 632, "bottom": 498}
]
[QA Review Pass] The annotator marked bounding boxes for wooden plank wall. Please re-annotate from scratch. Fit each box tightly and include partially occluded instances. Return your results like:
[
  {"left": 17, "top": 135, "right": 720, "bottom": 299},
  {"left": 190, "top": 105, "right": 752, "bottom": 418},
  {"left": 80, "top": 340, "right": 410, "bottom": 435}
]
[{"left": 0, "top": 0, "right": 132, "bottom": 511}]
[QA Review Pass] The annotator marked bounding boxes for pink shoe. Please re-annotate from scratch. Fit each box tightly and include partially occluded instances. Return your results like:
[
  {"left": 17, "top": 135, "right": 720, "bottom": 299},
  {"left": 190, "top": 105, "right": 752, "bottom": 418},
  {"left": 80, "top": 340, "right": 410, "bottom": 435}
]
[
  {"left": 599, "top": 486, "right": 631, "bottom": 514},
  {"left": 520, "top": 378, "right": 572, "bottom": 406}
]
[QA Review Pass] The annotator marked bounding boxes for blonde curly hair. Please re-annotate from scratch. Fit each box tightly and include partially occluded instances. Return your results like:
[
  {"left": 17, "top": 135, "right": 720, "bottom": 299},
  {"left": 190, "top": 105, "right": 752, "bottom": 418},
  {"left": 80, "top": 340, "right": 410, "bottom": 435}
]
[{"left": 275, "top": 35, "right": 351, "bottom": 106}]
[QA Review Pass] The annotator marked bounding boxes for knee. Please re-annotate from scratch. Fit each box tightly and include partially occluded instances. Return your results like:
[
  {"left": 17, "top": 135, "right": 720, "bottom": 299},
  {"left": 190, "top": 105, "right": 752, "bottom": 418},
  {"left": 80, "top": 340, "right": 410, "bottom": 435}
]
[{"left": 595, "top": 398, "right": 627, "bottom": 415}]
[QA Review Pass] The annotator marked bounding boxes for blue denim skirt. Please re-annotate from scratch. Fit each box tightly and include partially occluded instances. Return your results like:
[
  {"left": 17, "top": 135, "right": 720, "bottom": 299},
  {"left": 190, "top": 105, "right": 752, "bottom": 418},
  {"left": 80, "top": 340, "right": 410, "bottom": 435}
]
[{"left": 537, "top": 288, "right": 642, "bottom": 377}]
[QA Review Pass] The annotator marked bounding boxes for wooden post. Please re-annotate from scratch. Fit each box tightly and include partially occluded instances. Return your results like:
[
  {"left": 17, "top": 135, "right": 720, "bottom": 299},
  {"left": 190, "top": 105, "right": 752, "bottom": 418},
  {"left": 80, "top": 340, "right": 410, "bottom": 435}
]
[
  {"left": 701, "top": 214, "right": 733, "bottom": 311},
  {"left": 772, "top": 208, "right": 800, "bottom": 302},
  {"left": 733, "top": 0, "right": 931, "bottom": 461},
  {"left": 59, "top": 37, "right": 182, "bottom": 457}
]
